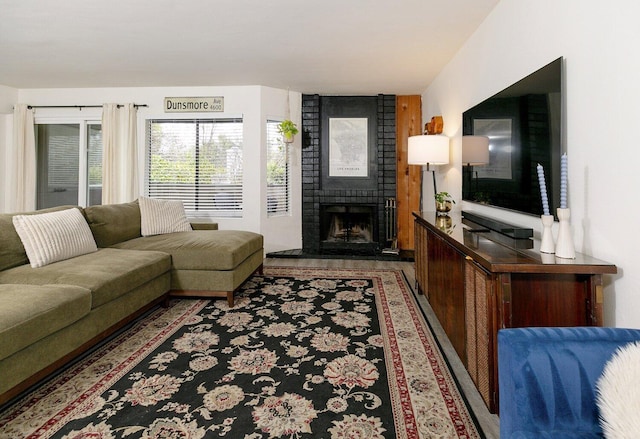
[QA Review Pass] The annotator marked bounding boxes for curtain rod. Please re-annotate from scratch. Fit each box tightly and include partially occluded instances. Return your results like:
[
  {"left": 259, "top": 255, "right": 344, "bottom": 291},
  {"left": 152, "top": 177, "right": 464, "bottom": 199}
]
[{"left": 25, "top": 104, "right": 148, "bottom": 110}]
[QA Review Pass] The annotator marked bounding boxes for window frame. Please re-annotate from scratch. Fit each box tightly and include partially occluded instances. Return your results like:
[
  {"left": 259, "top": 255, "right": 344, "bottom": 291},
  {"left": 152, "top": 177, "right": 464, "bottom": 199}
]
[
  {"left": 34, "top": 116, "right": 102, "bottom": 209},
  {"left": 145, "top": 117, "right": 244, "bottom": 219},
  {"left": 266, "top": 119, "right": 291, "bottom": 217}
]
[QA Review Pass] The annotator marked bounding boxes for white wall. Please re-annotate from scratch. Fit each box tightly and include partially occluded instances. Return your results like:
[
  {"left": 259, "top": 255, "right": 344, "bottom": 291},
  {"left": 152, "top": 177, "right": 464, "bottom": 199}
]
[
  {"left": 423, "top": 0, "right": 640, "bottom": 327},
  {"left": 260, "top": 87, "right": 303, "bottom": 253},
  {"left": 0, "top": 85, "right": 16, "bottom": 113},
  {"left": 0, "top": 85, "right": 19, "bottom": 212},
  {"left": 5, "top": 85, "right": 302, "bottom": 253}
]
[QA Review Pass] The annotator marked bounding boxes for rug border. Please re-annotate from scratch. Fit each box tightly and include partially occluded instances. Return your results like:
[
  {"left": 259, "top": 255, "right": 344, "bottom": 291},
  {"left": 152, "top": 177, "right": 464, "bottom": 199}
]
[{"left": 399, "top": 270, "right": 487, "bottom": 439}]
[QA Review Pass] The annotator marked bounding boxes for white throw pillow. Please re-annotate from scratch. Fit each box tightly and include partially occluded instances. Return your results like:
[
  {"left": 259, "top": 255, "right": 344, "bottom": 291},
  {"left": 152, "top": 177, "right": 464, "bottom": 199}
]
[
  {"left": 596, "top": 341, "right": 640, "bottom": 438},
  {"left": 139, "top": 196, "right": 192, "bottom": 237},
  {"left": 12, "top": 207, "right": 98, "bottom": 268}
]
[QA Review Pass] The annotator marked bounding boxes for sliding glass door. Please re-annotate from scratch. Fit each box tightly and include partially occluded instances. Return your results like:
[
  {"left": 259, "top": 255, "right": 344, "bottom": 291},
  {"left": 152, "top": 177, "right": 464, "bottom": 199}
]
[{"left": 35, "top": 122, "right": 102, "bottom": 209}]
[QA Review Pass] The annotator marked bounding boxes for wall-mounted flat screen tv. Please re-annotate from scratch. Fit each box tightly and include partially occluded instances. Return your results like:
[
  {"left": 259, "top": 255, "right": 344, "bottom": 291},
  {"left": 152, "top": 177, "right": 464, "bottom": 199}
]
[{"left": 462, "top": 57, "right": 563, "bottom": 218}]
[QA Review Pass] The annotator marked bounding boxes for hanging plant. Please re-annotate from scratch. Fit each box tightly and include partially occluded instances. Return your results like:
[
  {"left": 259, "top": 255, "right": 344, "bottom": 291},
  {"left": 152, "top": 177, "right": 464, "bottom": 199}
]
[{"left": 278, "top": 119, "right": 299, "bottom": 143}]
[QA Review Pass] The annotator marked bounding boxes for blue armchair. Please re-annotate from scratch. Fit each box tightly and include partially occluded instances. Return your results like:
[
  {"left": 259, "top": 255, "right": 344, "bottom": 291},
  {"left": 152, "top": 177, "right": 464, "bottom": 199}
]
[{"left": 498, "top": 327, "right": 640, "bottom": 438}]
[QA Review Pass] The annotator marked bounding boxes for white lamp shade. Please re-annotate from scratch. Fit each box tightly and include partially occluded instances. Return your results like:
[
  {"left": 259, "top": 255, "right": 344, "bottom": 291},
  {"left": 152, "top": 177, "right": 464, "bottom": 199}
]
[
  {"left": 407, "top": 135, "right": 450, "bottom": 165},
  {"left": 461, "top": 135, "right": 490, "bottom": 165}
]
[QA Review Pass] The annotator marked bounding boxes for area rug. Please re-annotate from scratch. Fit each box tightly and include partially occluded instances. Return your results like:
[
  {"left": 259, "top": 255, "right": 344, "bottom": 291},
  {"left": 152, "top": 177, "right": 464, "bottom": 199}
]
[{"left": 0, "top": 267, "right": 482, "bottom": 438}]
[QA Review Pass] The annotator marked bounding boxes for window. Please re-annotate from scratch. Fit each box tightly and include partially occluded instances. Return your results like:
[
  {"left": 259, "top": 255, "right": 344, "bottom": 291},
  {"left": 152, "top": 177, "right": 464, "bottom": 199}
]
[
  {"left": 35, "top": 122, "right": 102, "bottom": 209},
  {"left": 266, "top": 120, "right": 290, "bottom": 216},
  {"left": 147, "top": 119, "right": 243, "bottom": 218}
]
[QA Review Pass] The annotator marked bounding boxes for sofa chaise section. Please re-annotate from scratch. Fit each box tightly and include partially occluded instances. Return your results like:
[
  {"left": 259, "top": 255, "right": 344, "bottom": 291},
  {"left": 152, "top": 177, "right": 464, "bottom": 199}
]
[
  {"left": 113, "top": 230, "right": 264, "bottom": 306},
  {"left": 84, "top": 201, "right": 264, "bottom": 307}
]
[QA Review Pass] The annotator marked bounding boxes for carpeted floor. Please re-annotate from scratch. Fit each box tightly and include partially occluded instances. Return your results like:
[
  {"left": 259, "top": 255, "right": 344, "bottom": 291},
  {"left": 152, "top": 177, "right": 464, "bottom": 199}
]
[{"left": 0, "top": 267, "right": 483, "bottom": 438}]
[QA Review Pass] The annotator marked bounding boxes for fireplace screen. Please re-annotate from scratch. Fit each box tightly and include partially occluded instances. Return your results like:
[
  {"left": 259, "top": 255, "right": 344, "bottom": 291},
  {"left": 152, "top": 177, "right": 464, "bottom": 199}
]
[{"left": 321, "top": 205, "right": 375, "bottom": 244}]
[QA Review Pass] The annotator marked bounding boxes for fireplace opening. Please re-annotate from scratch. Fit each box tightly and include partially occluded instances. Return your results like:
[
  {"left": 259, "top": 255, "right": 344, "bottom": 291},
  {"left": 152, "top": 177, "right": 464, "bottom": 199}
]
[{"left": 320, "top": 204, "right": 377, "bottom": 254}]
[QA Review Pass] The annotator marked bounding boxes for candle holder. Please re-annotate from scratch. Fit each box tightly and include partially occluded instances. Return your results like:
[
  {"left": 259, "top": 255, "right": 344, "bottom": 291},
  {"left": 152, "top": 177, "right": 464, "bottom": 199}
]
[
  {"left": 555, "top": 208, "right": 575, "bottom": 259},
  {"left": 540, "top": 252, "right": 556, "bottom": 264},
  {"left": 540, "top": 214, "right": 555, "bottom": 254}
]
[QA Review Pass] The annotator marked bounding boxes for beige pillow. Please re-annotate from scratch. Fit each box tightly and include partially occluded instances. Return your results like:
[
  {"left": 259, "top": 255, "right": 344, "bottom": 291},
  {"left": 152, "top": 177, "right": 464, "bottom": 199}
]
[
  {"left": 12, "top": 207, "right": 98, "bottom": 268},
  {"left": 139, "top": 196, "right": 192, "bottom": 237},
  {"left": 596, "top": 341, "right": 640, "bottom": 438}
]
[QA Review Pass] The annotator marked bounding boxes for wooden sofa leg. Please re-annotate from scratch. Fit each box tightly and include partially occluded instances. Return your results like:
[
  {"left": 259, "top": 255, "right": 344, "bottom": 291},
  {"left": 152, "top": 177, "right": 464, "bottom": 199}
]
[{"left": 227, "top": 291, "right": 234, "bottom": 308}]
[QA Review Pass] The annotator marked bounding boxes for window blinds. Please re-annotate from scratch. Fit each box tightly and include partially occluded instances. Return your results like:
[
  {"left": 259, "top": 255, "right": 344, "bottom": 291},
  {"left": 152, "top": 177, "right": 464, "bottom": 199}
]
[
  {"left": 147, "top": 119, "right": 244, "bottom": 218},
  {"left": 35, "top": 122, "right": 103, "bottom": 209},
  {"left": 37, "top": 124, "right": 80, "bottom": 188}
]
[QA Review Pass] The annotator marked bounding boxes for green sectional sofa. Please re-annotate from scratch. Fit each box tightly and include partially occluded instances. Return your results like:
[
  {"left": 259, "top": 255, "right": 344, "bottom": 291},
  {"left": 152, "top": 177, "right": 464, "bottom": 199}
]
[{"left": 0, "top": 201, "right": 263, "bottom": 405}]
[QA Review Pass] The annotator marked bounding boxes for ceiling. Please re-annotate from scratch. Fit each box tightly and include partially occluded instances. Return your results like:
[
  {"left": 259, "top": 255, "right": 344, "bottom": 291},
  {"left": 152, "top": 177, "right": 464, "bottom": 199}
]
[{"left": 0, "top": 0, "right": 498, "bottom": 95}]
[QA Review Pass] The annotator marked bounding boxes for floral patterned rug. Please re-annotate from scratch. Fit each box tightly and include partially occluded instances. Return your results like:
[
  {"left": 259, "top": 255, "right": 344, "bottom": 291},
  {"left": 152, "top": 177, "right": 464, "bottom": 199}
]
[{"left": 0, "top": 267, "right": 482, "bottom": 438}]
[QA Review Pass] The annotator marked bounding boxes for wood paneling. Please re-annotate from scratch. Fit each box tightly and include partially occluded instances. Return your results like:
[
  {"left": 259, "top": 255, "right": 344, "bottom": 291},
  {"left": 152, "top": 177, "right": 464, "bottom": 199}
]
[
  {"left": 396, "top": 96, "right": 422, "bottom": 252},
  {"left": 427, "top": 230, "right": 466, "bottom": 362}
]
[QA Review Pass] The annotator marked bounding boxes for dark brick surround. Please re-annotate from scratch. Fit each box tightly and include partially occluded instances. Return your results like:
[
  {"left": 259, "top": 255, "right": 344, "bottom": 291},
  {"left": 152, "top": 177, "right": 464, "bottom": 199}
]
[{"left": 301, "top": 94, "right": 396, "bottom": 254}]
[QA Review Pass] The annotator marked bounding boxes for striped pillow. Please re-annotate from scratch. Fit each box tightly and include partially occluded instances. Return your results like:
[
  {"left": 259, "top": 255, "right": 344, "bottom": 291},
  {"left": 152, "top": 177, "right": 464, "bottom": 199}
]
[
  {"left": 139, "top": 196, "right": 192, "bottom": 237},
  {"left": 12, "top": 208, "right": 98, "bottom": 268}
]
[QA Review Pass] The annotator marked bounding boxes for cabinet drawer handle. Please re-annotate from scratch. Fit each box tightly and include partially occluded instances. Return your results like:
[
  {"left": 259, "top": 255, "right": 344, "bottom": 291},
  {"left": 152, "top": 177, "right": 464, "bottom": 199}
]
[{"left": 465, "top": 256, "right": 473, "bottom": 261}]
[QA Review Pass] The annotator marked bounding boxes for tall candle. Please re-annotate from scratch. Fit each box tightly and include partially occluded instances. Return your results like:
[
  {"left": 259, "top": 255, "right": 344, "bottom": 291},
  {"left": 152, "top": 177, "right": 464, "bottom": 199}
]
[
  {"left": 536, "top": 163, "right": 550, "bottom": 216},
  {"left": 560, "top": 153, "right": 568, "bottom": 209}
]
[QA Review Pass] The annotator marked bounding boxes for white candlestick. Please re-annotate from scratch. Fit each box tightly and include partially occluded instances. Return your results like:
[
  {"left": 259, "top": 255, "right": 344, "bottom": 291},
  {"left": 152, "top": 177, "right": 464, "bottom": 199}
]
[
  {"left": 556, "top": 207, "right": 575, "bottom": 259},
  {"left": 540, "top": 214, "right": 555, "bottom": 254}
]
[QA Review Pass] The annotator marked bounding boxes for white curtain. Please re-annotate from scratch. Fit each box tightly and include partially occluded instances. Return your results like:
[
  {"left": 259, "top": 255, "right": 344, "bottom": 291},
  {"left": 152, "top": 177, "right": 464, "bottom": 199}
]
[
  {"left": 102, "top": 103, "right": 139, "bottom": 204},
  {"left": 10, "top": 104, "right": 36, "bottom": 212}
]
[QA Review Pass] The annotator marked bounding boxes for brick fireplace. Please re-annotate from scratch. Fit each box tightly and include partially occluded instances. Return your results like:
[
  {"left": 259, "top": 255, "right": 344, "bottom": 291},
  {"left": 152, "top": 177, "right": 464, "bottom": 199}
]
[{"left": 301, "top": 94, "right": 396, "bottom": 255}]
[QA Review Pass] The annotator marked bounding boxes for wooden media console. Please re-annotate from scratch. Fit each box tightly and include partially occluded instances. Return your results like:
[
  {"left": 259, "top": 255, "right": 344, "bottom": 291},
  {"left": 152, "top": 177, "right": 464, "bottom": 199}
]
[{"left": 413, "top": 211, "right": 617, "bottom": 413}]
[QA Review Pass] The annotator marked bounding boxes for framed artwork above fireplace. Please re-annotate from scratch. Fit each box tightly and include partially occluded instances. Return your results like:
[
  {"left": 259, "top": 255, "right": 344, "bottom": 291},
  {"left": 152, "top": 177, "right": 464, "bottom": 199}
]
[
  {"left": 321, "top": 96, "right": 378, "bottom": 190},
  {"left": 328, "top": 117, "right": 369, "bottom": 177}
]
